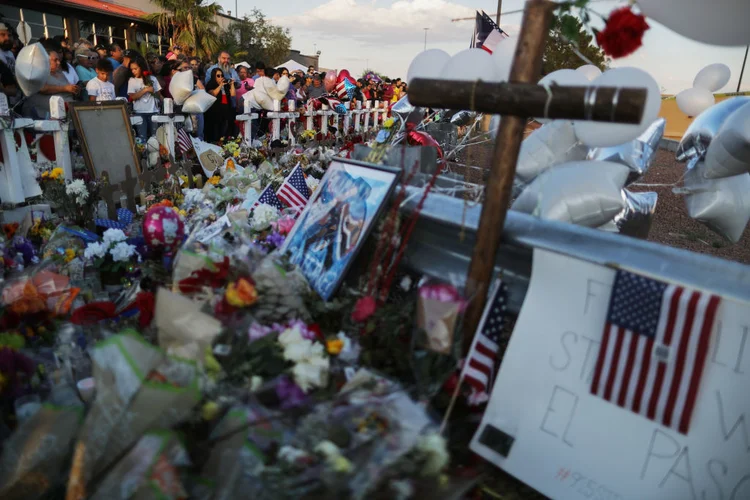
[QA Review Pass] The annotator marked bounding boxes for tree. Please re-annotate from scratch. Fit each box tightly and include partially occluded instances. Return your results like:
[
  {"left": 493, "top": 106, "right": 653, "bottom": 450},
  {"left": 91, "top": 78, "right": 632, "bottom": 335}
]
[
  {"left": 219, "top": 9, "right": 291, "bottom": 67},
  {"left": 143, "top": 0, "right": 223, "bottom": 59},
  {"left": 542, "top": 15, "right": 608, "bottom": 75}
]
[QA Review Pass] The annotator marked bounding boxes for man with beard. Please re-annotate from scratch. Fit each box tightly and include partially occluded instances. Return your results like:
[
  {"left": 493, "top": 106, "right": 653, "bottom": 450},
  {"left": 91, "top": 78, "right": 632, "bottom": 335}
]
[
  {"left": 0, "top": 23, "right": 19, "bottom": 104},
  {"left": 204, "top": 51, "right": 239, "bottom": 87}
]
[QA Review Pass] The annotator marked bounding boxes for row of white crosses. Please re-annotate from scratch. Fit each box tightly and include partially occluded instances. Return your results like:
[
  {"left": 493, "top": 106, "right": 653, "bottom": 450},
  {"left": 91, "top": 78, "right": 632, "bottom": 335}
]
[{"left": 0, "top": 94, "right": 70, "bottom": 205}]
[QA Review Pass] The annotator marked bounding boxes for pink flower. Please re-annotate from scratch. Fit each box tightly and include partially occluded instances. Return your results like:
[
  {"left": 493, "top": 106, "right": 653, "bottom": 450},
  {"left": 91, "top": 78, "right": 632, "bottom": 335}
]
[
  {"left": 351, "top": 296, "right": 377, "bottom": 323},
  {"left": 272, "top": 216, "right": 296, "bottom": 235}
]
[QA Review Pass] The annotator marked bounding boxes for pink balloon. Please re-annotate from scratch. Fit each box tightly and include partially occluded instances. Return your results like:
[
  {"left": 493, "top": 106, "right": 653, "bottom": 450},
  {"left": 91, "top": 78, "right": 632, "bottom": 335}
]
[
  {"left": 324, "top": 71, "right": 338, "bottom": 92},
  {"left": 337, "top": 69, "right": 352, "bottom": 84}
]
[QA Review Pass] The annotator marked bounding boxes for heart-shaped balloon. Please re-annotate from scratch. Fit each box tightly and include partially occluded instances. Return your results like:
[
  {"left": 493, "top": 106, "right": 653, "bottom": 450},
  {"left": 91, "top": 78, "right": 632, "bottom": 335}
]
[
  {"left": 406, "top": 127, "right": 443, "bottom": 159},
  {"left": 337, "top": 69, "right": 352, "bottom": 84}
]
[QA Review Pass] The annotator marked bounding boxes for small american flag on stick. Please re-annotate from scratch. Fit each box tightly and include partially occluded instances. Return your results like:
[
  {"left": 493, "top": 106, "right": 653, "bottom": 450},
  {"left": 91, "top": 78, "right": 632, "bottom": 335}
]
[
  {"left": 590, "top": 271, "right": 720, "bottom": 435},
  {"left": 460, "top": 279, "right": 508, "bottom": 396},
  {"left": 253, "top": 185, "right": 285, "bottom": 211},
  {"left": 276, "top": 163, "right": 310, "bottom": 214},
  {"left": 176, "top": 127, "right": 193, "bottom": 156}
]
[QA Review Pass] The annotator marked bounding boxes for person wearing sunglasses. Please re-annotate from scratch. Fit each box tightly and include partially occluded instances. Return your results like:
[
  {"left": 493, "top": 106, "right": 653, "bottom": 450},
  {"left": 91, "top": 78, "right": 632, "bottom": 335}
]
[
  {"left": 204, "top": 67, "right": 235, "bottom": 142},
  {"left": 75, "top": 48, "right": 98, "bottom": 100}
]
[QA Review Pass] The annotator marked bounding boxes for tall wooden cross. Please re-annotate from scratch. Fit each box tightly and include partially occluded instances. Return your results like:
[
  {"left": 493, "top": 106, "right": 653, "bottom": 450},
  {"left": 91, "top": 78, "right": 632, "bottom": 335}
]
[{"left": 407, "top": 0, "right": 648, "bottom": 352}]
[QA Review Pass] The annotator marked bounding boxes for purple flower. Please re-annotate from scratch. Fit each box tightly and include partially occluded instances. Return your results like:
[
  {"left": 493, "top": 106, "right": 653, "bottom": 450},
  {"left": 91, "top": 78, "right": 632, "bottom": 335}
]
[
  {"left": 0, "top": 347, "right": 36, "bottom": 400},
  {"left": 275, "top": 376, "right": 307, "bottom": 410},
  {"left": 264, "top": 231, "right": 285, "bottom": 249},
  {"left": 7, "top": 237, "right": 37, "bottom": 265},
  {"left": 248, "top": 322, "right": 274, "bottom": 342}
]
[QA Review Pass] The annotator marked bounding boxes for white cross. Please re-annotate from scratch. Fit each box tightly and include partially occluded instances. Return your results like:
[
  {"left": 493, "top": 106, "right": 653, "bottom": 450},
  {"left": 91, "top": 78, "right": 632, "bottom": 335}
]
[
  {"left": 151, "top": 98, "right": 186, "bottom": 159},
  {"left": 351, "top": 101, "right": 365, "bottom": 132},
  {"left": 363, "top": 101, "right": 372, "bottom": 132},
  {"left": 342, "top": 102, "right": 351, "bottom": 136},
  {"left": 32, "top": 96, "right": 73, "bottom": 181},
  {"left": 236, "top": 98, "right": 259, "bottom": 147},
  {"left": 0, "top": 94, "right": 27, "bottom": 204},
  {"left": 266, "top": 99, "right": 299, "bottom": 141}
]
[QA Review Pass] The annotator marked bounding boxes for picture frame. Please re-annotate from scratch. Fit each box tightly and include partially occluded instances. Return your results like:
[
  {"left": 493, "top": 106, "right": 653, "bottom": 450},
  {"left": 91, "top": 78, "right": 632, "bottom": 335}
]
[
  {"left": 281, "top": 158, "right": 402, "bottom": 300},
  {"left": 69, "top": 101, "right": 141, "bottom": 187}
]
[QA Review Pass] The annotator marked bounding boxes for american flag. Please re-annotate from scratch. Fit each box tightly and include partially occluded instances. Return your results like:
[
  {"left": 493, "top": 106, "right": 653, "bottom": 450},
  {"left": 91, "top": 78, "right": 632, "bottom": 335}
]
[
  {"left": 590, "top": 271, "right": 720, "bottom": 435},
  {"left": 471, "top": 11, "right": 509, "bottom": 54},
  {"left": 460, "top": 279, "right": 508, "bottom": 396},
  {"left": 176, "top": 127, "right": 193, "bottom": 155},
  {"left": 276, "top": 164, "right": 310, "bottom": 214},
  {"left": 253, "top": 185, "right": 285, "bottom": 211}
]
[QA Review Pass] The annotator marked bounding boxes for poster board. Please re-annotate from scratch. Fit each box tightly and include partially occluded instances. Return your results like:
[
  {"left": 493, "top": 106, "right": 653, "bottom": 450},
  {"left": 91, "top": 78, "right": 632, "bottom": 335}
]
[
  {"left": 471, "top": 249, "right": 750, "bottom": 500},
  {"left": 70, "top": 101, "right": 141, "bottom": 187}
]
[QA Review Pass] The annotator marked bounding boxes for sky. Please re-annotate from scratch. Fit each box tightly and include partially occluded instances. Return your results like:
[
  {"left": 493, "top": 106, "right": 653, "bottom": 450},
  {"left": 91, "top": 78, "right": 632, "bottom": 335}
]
[{"left": 214, "top": 0, "right": 750, "bottom": 94}]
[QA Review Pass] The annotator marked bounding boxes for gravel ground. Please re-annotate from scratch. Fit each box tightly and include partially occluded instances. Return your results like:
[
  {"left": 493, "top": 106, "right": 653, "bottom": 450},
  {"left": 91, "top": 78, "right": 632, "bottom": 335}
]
[{"left": 630, "top": 149, "right": 750, "bottom": 264}]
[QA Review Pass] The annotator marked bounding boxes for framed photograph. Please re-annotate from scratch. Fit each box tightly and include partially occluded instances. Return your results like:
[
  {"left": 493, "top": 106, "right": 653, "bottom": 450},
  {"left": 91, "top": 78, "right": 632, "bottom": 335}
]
[
  {"left": 69, "top": 101, "right": 141, "bottom": 187},
  {"left": 281, "top": 158, "right": 402, "bottom": 300}
]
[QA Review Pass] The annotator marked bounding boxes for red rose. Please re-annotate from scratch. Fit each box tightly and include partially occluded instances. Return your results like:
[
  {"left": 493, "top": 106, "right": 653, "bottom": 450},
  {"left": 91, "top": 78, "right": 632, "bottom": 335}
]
[
  {"left": 134, "top": 292, "right": 155, "bottom": 328},
  {"left": 351, "top": 296, "right": 377, "bottom": 323},
  {"left": 596, "top": 7, "right": 649, "bottom": 59},
  {"left": 70, "top": 302, "right": 117, "bottom": 325},
  {"left": 307, "top": 323, "right": 325, "bottom": 343}
]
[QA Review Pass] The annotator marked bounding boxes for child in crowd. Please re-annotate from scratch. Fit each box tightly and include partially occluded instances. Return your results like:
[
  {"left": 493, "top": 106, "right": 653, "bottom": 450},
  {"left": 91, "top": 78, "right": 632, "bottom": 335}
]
[
  {"left": 128, "top": 57, "right": 162, "bottom": 141},
  {"left": 86, "top": 59, "right": 115, "bottom": 102}
]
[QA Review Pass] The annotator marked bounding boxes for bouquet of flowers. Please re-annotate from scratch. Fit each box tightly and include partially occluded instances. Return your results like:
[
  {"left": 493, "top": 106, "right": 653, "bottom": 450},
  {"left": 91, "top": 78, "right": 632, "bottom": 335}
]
[
  {"left": 83, "top": 229, "right": 139, "bottom": 286},
  {"left": 38, "top": 169, "right": 100, "bottom": 227}
]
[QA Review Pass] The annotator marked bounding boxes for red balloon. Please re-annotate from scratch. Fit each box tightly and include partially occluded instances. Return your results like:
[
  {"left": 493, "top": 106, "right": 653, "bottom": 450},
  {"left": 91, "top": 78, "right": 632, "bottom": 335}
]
[
  {"left": 38, "top": 134, "right": 56, "bottom": 161},
  {"left": 337, "top": 69, "right": 352, "bottom": 84},
  {"left": 406, "top": 129, "right": 444, "bottom": 159}
]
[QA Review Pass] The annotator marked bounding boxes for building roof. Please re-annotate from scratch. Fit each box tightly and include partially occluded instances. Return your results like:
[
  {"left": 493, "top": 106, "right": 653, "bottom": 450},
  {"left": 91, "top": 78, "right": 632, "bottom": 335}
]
[{"left": 48, "top": 0, "right": 147, "bottom": 20}]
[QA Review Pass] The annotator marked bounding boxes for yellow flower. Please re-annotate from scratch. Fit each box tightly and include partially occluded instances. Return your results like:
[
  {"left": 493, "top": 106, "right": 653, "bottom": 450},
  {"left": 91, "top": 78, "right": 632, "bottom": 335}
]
[
  {"left": 202, "top": 401, "right": 220, "bottom": 421},
  {"left": 233, "top": 150, "right": 240, "bottom": 158},
  {"left": 383, "top": 118, "right": 395, "bottom": 129},
  {"left": 41, "top": 171, "right": 50, "bottom": 179},
  {"left": 49, "top": 167, "right": 64, "bottom": 180},
  {"left": 207, "top": 175, "right": 221, "bottom": 185},
  {"left": 227, "top": 159, "right": 236, "bottom": 171},
  {"left": 225, "top": 278, "right": 258, "bottom": 307},
  {"left": 326, "top": 339, "right": 344, "bottom": 355},
  {"left": 178, "top": 209, "right": 188, "bottom": 218},
  {"left": 331, "top": 455, "right": 352, "bottom": 473},
  {"left": 64, "top": 248, "right": 76, "bottom": 263}
]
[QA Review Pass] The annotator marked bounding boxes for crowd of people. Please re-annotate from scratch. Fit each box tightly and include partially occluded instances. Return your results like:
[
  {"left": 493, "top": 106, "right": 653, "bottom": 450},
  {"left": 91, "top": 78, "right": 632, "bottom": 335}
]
[{"left": 0, "top": 20, "right": 408, "bottom": 144}]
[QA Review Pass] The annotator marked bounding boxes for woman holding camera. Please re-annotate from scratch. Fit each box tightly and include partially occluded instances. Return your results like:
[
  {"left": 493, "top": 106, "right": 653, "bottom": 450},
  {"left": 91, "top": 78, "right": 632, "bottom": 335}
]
[{"left": 204, "top": 67, "right": 236, "bottom": 142}]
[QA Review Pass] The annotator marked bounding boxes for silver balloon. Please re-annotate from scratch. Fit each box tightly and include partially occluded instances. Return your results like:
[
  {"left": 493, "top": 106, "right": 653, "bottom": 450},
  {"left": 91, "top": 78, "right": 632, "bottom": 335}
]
[
  {"left": 614, "top": 190, "right": 658, "bottom": 239},
  {"left": 676, "top": 97, "right": 750, "bottom": 162},
  {"left": 15, "top": 43, "right": 50, "bottom": 97},
  {"left": 683, "top": 161, "right": 750, "bottom": 243},
  {"left": 391, "top": 95, "right": 422, "bottom": 126},
  {"left": 588, "top": 118, "right": 666, "bottom": 185},
  {"left": 704, "top": 101, "right": 750, "bottom": 179},
  {"left": 450, "top": 110, "right": 475, "bottom": 126}
]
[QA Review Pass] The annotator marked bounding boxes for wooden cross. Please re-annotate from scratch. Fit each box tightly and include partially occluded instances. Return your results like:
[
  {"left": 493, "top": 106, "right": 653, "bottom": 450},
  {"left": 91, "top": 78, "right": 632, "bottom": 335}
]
[{"left": 407, "top": 0, "right": 648, "bottom": 353}]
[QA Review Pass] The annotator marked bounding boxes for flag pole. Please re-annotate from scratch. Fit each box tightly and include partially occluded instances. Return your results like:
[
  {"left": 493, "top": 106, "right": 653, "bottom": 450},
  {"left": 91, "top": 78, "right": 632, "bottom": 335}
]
[
  {"left": 738, "top": 45, "right": 749, "bottom": 93},
  {"left": 440, "top": 377, "right": 464, "bottom": 434}
]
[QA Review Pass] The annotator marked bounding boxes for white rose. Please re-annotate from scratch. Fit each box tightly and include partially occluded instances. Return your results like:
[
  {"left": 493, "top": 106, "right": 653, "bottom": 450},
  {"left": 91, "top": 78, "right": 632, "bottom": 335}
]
[
  {"left": 292, "top": 361, "right": 328, "bottom": 392},
  {"left": 84, "top": 242, "right": 107, "bottom": 260},
  {"left": 416, "top": 433, "right": 449, "bottom": 476},
  {"left": 278, "top": 326, "right": 305, "bottom": 347},
  {"left": 283, "top": 339, "right": 315, "bottom": 363},
  {"left": 110, "top": 242, "right": 136, "bottom": 262}
]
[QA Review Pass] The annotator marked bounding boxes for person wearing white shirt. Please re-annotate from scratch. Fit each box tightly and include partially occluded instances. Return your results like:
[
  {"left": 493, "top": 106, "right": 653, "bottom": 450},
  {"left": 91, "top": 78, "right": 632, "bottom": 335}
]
[
  {"left": 86, "top": 59, "right": 115, "bottom": 102},
  {"left": 127, "top": 58, "right": 162, "bottom": 141}
]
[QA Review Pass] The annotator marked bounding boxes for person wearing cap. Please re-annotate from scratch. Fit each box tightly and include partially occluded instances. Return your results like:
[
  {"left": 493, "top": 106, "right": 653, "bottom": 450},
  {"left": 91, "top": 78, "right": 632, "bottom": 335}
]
[
  {"left": 0, "top": 22, "right": 15, "bottom": 74},
  {"left": 75, "top": 49, "right": 98, "bottom": 100},
  {"left": 113, "top": 49, "right": 140, "bottom": 98},
  {"left": 94, "top": 44, "right": 108, "bottom": 60}
]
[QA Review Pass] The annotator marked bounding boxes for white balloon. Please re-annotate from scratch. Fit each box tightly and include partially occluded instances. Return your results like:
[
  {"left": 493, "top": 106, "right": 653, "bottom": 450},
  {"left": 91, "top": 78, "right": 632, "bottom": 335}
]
[
  {"left": 576, "top": 65, "right": 602, "bottom": 81},
  {"left": 693, "top": 63, "right": 731, "bottom": 92},
  {"left": 537, "top": 70, "right": 590, "bottom": 124},
  {"left": 15, "top": 43, "right": 49, "bottom": 97},
  {"left": 440, "top": 48, "right": 499, "bottom": 82},
  {"left": 181, "top": 90, "right": 216, "bottom": 114},
  {"left": 676, "top": 87, "right": 715, "bottom": 117},
  {"left": 637, "top": 0, "right": 750, "bottom": 47},
  {"left": 704, "top": 102, "right": 750, "bottom": 179},
  {"left": 512, "top": 161, "right": 631, "bottom": 227},
  {"left": 574, "top": 67, "right": 661, "bottom": 147},
  {"left": 169, "top": 70, "right": 194, "bottom": 105},
  {"left": 407, "top": 49, "right": 451, "bottom": 84},
  {"left": 491, "top": 38, "right": 519, "bottom": 82}
]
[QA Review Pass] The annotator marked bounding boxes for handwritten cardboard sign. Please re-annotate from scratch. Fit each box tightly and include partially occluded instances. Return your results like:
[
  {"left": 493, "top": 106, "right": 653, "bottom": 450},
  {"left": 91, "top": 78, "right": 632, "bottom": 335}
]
[{"left": 471, "top": 249, "right": 750, "bottom": 500}]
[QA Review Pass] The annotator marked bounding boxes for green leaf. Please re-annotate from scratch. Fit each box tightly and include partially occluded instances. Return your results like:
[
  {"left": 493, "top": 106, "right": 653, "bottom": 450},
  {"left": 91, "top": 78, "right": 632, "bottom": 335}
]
[{"left": 560, "top": 14, "right": 581, "bottom": 44}]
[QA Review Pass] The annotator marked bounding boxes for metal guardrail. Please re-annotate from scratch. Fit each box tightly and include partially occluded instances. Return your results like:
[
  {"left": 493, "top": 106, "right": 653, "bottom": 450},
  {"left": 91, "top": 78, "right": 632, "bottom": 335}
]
[{"left": 399, "top": 187, "right": 750, "bottom": 314}]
